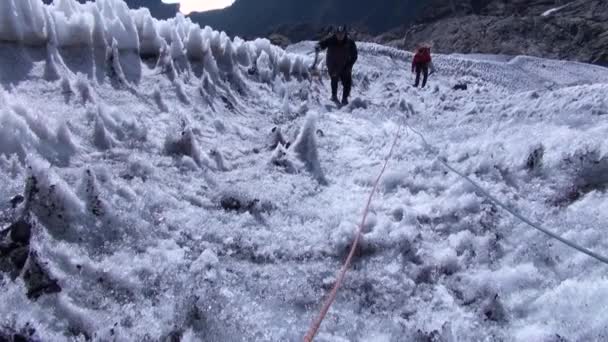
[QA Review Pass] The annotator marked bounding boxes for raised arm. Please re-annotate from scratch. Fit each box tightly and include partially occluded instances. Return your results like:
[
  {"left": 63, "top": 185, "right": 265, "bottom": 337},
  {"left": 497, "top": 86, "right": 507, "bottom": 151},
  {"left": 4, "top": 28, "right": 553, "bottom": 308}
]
[{"left": 316, "top": 36, "right": 334, "bottom": 51}]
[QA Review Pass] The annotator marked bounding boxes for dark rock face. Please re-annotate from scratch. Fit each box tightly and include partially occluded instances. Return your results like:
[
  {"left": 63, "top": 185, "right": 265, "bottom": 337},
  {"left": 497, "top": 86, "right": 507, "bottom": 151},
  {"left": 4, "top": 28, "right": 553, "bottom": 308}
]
[
  {"left": 0, "top": 219, "right": 33, "bottom": 279},
  {"left": 268, "top": 34, "right": 291, "bottom": 49},
  {"left": 0, "top": 324, "right": 38, "bottom": 342},
  {"left": 0, "top": 218, "right": 61, "bottom": 300},
  {"left": 8, "top": 220, "right": 31, "bottom": 246},
  {"left": 22, "top": 252, "right": 62, "bottom": 300},
  {"left": 189, "top": 0, "right": 606, "bottom": 65},
  {"left": 267, "top": 25, "right": 374, "bottom": 47},
  {"left": 376, "top": 0, "right": 608, "bottom": 65},
  {"left": 10, "top": 195, "right": 24, "bottom": 209},
  {"left": 190, "top": 0, "right": 424, "bottom": 38},
  {"left": 123, "top": 0, "right": 180, "bottom": 19}
]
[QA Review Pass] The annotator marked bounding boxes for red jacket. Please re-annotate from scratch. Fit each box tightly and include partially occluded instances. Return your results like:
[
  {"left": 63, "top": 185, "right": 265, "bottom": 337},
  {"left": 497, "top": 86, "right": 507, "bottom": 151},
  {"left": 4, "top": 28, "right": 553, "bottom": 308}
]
[{"left": 412, "top": 48, "right": 432, "bottom": 70}]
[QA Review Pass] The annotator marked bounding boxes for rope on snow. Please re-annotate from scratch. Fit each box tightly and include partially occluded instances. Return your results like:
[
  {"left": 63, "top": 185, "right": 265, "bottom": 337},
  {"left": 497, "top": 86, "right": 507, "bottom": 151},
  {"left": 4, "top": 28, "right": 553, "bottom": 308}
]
[
  {"left": 304, "top": 116, "right": 608, "bottom": 341},
  {"left": 405, "top": 122, "right": 608, "bottom": 265},
  {"left": 303, "top": 125, "right": 403, "bottom": 342}
]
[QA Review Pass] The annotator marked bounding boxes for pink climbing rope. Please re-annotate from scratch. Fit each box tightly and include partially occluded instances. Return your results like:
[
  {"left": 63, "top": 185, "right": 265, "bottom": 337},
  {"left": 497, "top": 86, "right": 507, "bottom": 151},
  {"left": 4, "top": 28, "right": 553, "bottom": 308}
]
[{"left": 303, "top": 126, "right": 402, "bottom": 342}]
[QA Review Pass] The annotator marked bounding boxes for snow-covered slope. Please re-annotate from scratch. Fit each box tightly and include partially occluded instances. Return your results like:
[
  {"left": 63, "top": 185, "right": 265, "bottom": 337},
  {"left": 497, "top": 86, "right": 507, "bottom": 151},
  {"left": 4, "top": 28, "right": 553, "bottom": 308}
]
[{"left": 1, "top": 1, "right": 608, "bottom": 341}]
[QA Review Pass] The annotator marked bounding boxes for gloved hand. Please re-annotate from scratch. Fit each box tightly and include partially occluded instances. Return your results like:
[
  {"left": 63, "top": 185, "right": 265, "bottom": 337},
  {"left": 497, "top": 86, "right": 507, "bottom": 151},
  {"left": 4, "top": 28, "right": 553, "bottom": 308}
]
[{"left": 315, "top": 44, "right": 321, "bottom": 53}]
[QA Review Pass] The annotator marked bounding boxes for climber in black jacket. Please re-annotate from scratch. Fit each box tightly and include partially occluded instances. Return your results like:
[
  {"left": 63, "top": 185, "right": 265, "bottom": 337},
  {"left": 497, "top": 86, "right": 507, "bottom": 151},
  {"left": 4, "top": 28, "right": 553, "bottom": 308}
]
[{"left": 315, "top": 25, "right": 358, "bottom": 106}]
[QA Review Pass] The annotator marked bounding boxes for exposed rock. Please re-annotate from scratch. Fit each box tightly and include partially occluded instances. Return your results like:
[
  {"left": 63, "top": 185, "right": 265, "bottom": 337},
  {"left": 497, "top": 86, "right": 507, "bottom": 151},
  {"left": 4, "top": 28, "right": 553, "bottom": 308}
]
[
  {"left": 9, "top": 247, "right": 29, "bottom": 274},
  {"left": 9, "top": 195, "right": 24, "bottom": 209},
  {"left": 0, "top": 219, "right": 33, "bottom": 278},
  {"left": 268, "top": 34, "right": 291, "bottom": 49},
  {"left": 481, "top": 294, "right": 507, "bottom": 322},
  {"left": 453, "top": 83, "right": 468, "bottom": 91},
  {"left": 0, "top": 324, "right": 38, "bottom": 342},
  {"left": 377, "top": 0, "right": 608, "bottom": 65},
  {"left": 526, "top": 145, "right": 545, "bottom": 171},
  {"left": 8, "top": 219, "right": 32, "bottom": 245},
  {"left": 220, "top": 196, "right": 257, "bottom": 213},
  {"left": 190, "top": 0, "right": 415, "bottom": 38},
  {"left": 0, "top": 243, "right": 28, "bottom": 280},
  {"left": 186, "top": 0, "right": 606, "bottom": 66},
  {"left": 1, "top": 217, "right": 60, "bottom": 300},
  {"left": 22, "top": 252, "right": 62, "bottom": 300},
  {"left": 412, "top": 328, "right": 444, "bottom": 342},
  {"left": 267, "top": 24, "right": 375, "bottom": 45},
  {"left": 162, "top": 330, "right": 182, "bottom": 342},
  {"left": 218, "top": 193, "right": 273, "bottom": 217}
]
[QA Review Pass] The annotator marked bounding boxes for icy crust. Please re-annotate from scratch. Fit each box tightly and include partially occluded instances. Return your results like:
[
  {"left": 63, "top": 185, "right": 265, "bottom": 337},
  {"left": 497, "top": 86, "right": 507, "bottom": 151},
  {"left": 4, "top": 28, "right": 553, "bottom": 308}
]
[
  {"left": 0, "top": 0, "right": 309, "bottom": 82},
  {"left": 2, "top": 1, "right": 608, "bottom": 341}
]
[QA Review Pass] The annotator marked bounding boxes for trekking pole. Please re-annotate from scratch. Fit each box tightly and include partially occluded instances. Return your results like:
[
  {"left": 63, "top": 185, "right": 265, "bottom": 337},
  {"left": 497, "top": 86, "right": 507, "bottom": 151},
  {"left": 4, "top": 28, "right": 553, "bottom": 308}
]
[
  {"left": 309, "top": 49, "right": 323, "bottom": 84},
  {"left": 310, "top": 49, "right": 320, "bottom": 72},
  {"left": 429, "top": 61, "right": 436, "bottom": 76}
]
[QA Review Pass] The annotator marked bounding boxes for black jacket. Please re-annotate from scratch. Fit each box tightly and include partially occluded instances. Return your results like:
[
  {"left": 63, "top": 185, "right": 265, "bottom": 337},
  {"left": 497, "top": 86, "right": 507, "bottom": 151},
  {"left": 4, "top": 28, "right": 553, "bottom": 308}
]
[{"left": 318, "top": 35, "right": 358, "bottom": 76}]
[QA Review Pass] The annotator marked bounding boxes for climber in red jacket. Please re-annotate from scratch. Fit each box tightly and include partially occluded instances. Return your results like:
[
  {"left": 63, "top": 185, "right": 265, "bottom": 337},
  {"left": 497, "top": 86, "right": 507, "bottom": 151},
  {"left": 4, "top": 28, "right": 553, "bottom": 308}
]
[{"left": 411, "top": 45, "right": 432, "bottom": 88}]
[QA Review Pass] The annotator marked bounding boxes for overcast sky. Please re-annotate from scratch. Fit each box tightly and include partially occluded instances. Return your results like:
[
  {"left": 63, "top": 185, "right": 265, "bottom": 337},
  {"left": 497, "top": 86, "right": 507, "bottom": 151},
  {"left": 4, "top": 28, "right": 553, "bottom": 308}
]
[{"left": 162, "top": 0, "right": 235, "bottom": 14}]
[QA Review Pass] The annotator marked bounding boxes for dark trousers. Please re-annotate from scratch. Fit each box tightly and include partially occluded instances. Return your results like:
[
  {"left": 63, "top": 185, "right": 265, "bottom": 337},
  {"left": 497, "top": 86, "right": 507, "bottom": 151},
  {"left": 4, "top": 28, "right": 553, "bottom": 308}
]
[
  {"left": 414, "top": 63, "right": 429, "bottom": 88},
  {"left": 331, "top": 70, "right": 352, "bottom": 100}
]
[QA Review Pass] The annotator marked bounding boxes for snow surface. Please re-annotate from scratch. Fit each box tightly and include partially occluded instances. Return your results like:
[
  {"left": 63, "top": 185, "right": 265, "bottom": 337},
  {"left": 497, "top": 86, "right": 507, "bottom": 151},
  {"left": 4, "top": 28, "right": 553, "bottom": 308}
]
[{"left": 1, "top": 0, "right": 608, "bottom": 341}]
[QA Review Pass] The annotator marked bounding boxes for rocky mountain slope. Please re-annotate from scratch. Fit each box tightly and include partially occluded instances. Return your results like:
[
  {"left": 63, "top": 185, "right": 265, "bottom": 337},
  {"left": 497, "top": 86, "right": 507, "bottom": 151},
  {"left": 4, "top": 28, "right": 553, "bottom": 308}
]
[
  {"left": 189, "top": 0, "right": 423, "bottom": 38},
  {"left": 186, "top": 0, "right": 607, "bottom": 65},
  {"left": 378, "top": 0, "right": 608, "bottom": 66}
]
